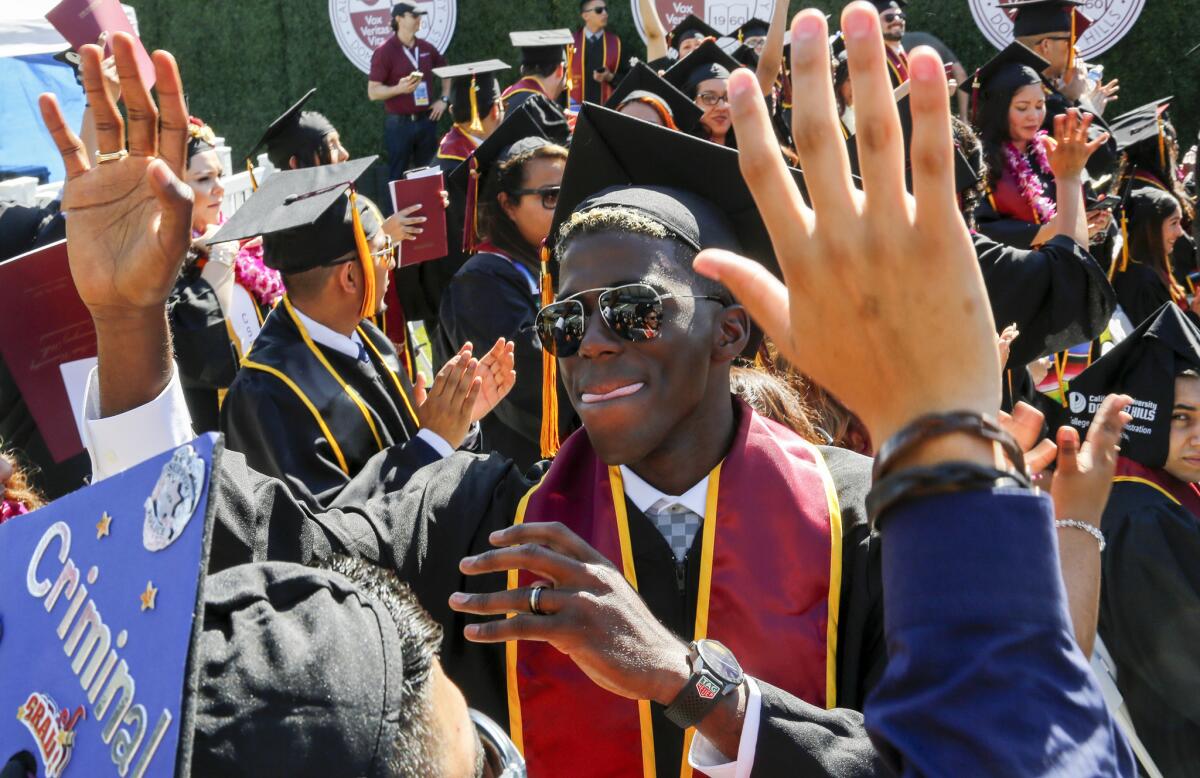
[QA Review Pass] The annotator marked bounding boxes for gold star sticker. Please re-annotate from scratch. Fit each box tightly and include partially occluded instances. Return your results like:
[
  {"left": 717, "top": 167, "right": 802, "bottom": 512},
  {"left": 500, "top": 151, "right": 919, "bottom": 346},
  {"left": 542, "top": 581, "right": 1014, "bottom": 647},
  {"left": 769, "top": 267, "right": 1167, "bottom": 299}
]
[
  {"left": 56, "top": 729, "right": 74, "bottom": 747},
  {"left": 140, "top": 581, "right": 158, "bottom": 611},
  {"left": 96, "top": 511, "right": 113, "bottom": 539}
]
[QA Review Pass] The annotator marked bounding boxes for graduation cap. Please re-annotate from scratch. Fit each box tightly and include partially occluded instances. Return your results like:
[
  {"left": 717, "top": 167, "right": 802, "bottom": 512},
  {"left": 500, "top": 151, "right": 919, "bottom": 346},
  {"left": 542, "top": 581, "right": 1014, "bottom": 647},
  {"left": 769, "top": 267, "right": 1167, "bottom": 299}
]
[
  {"left": 869, "top": 0, "right": 907, "bottom": 11},
  {"left": 731, "top": 42, "right": 760, "bottom": 69},
  {"left": 969, "top": 41, "right": 1050, "bottom": 123},
  {"left": 510, "top": 29, "right": 573, "bottom": 66},
  {"left": 1002, "top": 0, "right": 1092, "bottom": 71},
  {"left": 449, "top": 96, "right": 570, "bottom": 255},
  {"left": 662, "top": 39, "right": 744, "bottom": 97},
  {"left": 432, "top": 60, "right": 510, "bottom": 133},
  {"left": 246, "top": 88, "right": 336, "bottom": 183},
  {"left": 209, "top": 157, "right": 383, "bottom": 319},
  {"left": 728, "top": 17, "right": 770, "bottom": 43},
  {"left": 1109, "top": 96, "right": 1172, "bottom": 153},
  {"left": 0, "top": 435, "right": 219, "bottom": 777},
  {"left": 1050, "top": 303, "right": 1200, "bottom": 468},
  {"left": 667, "top": 13, "right": 721, "bottom": 48},
  {"left": 606, "top": 61, "right": 705, "bottom": 133}
]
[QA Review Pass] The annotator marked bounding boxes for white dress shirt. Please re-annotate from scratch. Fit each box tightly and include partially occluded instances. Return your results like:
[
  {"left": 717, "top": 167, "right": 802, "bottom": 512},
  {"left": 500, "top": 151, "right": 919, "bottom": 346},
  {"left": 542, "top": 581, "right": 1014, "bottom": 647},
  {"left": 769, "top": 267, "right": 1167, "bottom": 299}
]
[{"left": 616, "top": 466, "right": 763, "bottom": 777}]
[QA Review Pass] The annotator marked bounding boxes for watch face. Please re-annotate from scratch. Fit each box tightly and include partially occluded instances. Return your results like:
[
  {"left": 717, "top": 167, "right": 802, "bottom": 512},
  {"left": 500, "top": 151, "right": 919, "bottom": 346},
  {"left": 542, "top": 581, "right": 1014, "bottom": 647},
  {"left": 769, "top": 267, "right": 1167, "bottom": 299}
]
[{"left": 697, "top": 640, "right": 743, "bottom": 684}]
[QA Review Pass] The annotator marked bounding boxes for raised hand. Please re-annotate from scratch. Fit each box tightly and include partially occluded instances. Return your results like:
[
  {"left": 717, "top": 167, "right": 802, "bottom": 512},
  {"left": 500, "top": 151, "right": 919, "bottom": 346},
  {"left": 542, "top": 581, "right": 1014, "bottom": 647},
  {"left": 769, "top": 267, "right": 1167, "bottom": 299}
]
[
  {"left": 417, "top": 344, "right": 482, "bottom": 448},
  {"left": 1043, "top": 108, "right": 1109, "bottom": 181},
  {"left": 469, "top": 337, "right": 517, "bottom": 423},
  {"left": 693, "top": 5, "right": 997, "bottom": 447},
  {"left": 1051, "top": 394, "right": 1132, "bottom": 528}
]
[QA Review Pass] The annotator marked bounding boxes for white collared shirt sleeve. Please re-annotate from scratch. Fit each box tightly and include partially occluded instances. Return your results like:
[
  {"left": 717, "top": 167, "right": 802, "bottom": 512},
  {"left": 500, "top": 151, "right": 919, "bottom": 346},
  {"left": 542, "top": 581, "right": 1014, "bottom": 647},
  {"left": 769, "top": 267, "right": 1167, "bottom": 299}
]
[
  {"left": 687, "top": 677, "right": 762, "bottom": 778},
  {"left": 415, "top": 428, "right": 455, "bottom": 458},
  {"left": 82, "top": 365, "right": 196, "bottom": 481}
]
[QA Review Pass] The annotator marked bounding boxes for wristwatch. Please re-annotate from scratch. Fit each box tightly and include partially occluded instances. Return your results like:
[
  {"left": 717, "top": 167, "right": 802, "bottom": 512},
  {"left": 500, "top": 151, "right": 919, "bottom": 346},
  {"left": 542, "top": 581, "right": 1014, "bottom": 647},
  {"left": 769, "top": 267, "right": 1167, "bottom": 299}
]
[{"left": 663, "top": 639, "right": 744, "bottom": 730}]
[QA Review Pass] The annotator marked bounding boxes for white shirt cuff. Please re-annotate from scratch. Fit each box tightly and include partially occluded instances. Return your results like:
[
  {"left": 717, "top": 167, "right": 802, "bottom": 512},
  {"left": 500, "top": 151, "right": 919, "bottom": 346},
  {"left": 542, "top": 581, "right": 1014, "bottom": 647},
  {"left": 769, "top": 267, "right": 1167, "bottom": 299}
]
[
  {"left": 415, "top": 428, "right": 455, "bottom": 458},
  {"left": 83, "top": 365, "right": 196, "bottom": 481},
  {"left": 687, "top": 677, "right": 761, "bottom": 778}
]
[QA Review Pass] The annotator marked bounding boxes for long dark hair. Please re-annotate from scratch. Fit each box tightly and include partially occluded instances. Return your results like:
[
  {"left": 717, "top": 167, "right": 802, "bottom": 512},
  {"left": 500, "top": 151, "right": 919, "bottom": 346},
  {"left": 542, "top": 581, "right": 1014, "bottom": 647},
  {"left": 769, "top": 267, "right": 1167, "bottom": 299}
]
[
  {"left": 478, "top": 142, "right": 568, "bottom": 266},
  {"left": 976, "top": 65, "right": 1044, "bottom": 187},
  {"left": 1126, "top": 187, "right": 1183, "bottom": 290},
  {"left": 1118, "top": 119, "right": 1194, "bottom": 221}
]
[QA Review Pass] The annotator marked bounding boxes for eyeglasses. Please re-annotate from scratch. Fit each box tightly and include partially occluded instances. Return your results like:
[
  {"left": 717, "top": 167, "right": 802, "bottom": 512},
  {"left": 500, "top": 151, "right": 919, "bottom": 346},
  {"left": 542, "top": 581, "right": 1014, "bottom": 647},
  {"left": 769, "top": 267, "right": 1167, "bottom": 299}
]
[
  {"left": 371, "top": 236, "right": 399, "bottom": 270},
  {"left": 585, "top": 4, "right": 608, "bottom": 13},
  {"left": 881, "top": 11, "right": 906, "bottom": 21},
  {"left": 535, "top": 283, "right": 726, "bottom": 357},
  {"left": 511, "top": 185, "right": 561, "bottom": 210},
  {"left": 696, "top": 91, "right": 729, "bottom": 107},
  {"left": 471, "top": 709, "right": 525, "bottom": 778}
]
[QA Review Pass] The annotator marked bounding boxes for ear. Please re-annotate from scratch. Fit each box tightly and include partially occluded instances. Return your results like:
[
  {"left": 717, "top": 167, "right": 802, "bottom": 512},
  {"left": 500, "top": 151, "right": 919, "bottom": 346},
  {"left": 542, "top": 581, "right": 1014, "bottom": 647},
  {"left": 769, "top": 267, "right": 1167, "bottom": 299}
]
[
  {"left": 337, "top": 261, "right": 359, "bottom": 296},
  {"left": 712, "top": 303, "right": 750, "bottom": 363},
  {"left": 498, "top": 191, "right": 518, "bottom": 222}
]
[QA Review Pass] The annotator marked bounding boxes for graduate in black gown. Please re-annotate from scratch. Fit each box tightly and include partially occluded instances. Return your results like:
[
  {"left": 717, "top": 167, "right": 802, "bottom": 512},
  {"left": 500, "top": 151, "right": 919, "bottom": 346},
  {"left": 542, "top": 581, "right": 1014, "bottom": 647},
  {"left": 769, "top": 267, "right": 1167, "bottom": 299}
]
[
  {"left": 662, "top": 40, "right": 743, "bottom": 147},
  {"left": 1051, "top": 303, "right": 1200, "bottom": 777},
  {"left": 438, "top": 106, "right": 574, "bottom": 471},
  {"left": 213, "top": 158, "right": 514, "bottom": 507},
  {"left": 606, "top": 60, "right": 704, "bottom": 134},
  {"left": 1109, "top": 187, "right": 1193, "bottom": 328},
  {"left": 501, "top": 30, "right": 570, "bottom": 114},
  {"left": 215, "top": 104, "right": 886, "bottom": 776}
]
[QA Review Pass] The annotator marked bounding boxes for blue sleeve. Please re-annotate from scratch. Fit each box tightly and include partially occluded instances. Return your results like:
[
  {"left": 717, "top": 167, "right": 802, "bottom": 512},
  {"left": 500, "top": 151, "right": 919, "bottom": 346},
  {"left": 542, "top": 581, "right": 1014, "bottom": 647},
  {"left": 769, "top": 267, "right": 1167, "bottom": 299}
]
[{"left": 865, "top": 488, "right": 1136, "bottom": 777}]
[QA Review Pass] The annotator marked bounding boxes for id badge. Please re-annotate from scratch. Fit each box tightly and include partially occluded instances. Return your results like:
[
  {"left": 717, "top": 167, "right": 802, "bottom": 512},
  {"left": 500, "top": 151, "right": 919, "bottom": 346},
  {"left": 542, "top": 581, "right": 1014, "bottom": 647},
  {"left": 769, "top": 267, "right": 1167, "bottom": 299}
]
[{"left": 413, "top": 80, "right": 430, "bottom": 107}]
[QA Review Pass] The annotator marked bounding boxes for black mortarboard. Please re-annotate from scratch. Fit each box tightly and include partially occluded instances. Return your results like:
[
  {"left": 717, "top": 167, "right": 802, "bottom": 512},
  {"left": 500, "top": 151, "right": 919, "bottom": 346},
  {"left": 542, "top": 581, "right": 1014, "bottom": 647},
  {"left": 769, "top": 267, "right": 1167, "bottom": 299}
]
[
  {"left": 193, "top": 561, "right": 410, "bottom": 777},
  {"left": 247, "top": 88, "right": 336, "bottom": 174},
  {"left": 1052, "top": 304, "right": 1200, "bottom": 468},
  {"left": 668, "top": 14, "right": 721, "bottom": 48},
  {"left": 731, "top": 43, "right": 760, "bottom": 69},
  {"left": 728, "top": 18, "right": 770, "bottom": 42},
  {"left": 511, "top": 29, "right": 573, "bottom": 66},
  {"left": 662, "top": 40, "right": 743, "bottom": 97},
  {"left": 606, "top": 61, "right": 705, "bottom": 133},
  {"left": 432, "top": 60, "right": 510, "bottom": 132},
  {"left": 209, "top": 157, "right": 383, "bottom": 317},
  {"left": 869, "top": 0, "right": 907, "bottom": 11},
  {"left": 449, "top": 96, "right": 570, "bottom": 253},
  {"left": 1004, "top": 0, "right": 1092, "bottom": 36},
  {"left": 1109, "top": 97, "right": 1172, "bottom": 152},
  {"left": 969, "top": 41, "right": 1050, "bottom": 121}
]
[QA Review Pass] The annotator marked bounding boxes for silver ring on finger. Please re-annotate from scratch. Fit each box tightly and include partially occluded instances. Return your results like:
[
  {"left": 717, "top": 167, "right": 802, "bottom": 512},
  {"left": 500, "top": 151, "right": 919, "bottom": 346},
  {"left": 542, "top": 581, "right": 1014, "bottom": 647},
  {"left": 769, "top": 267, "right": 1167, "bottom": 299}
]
[
  {"left": 529, "top": 584, "right": 549, "bottom": 616},
  {"left": 94, "top": 149, "right": 129, "bottom": 164}
]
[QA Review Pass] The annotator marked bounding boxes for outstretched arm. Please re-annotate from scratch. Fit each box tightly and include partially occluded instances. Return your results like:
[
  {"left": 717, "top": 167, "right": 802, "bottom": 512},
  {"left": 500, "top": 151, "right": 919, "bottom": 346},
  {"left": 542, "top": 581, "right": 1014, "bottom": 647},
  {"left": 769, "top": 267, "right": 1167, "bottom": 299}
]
[
  {"left": 638, "top": 0, "right": 668, "bottom": 62},
  {"left": 755, "top": 0, "right": 791, "bottom": 95}
]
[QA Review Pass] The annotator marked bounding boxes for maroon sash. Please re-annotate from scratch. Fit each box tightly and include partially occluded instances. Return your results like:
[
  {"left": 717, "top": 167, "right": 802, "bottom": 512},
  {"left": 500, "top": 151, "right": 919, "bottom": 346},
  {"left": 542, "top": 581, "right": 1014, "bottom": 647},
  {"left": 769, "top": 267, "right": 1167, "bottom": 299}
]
[
  {"left": 569, "top": 28, "right": 621, "bottom": 105},
  {"left": 987, "top": 171, "right": 1041, "bottom": 224},
  {"left": 436, "top": 125, "right": 478, "bottom": 164},
  {"left": 886, "top": 46, "right": 909, "bottom": 85},
  {"left": 1115, "top": 457, "right": 1200, "bottom": 519},
  {"left": 506, "top": 401, "right": 840, "bottom": 777},
  {"left": 501, "top": 77, "right": 550, "bottom": 104}
]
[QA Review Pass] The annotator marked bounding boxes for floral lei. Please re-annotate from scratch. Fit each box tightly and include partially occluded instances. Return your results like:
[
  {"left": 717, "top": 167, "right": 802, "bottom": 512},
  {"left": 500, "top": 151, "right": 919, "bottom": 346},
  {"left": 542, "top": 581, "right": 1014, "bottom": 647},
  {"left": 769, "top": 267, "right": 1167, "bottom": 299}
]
[
  {"left": 194, "top": 217, "right": 285, "bottom": 307},
  {"left": 1003, "top": 131, "right": 1056, "bottom": 223}
]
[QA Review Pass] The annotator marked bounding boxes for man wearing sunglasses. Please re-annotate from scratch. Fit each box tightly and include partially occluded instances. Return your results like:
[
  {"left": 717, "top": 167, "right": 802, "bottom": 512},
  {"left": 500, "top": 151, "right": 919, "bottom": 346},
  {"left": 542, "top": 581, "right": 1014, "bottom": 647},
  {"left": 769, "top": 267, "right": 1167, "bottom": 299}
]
[
  {"left": 209, "top": 158, "right": 516, "bottom": 509},
  {"left": 869, "top": 0, "right": 909, "bottom": 87},
  {"left": 570, "top": 0, "right": 627, "bottom": 106}
]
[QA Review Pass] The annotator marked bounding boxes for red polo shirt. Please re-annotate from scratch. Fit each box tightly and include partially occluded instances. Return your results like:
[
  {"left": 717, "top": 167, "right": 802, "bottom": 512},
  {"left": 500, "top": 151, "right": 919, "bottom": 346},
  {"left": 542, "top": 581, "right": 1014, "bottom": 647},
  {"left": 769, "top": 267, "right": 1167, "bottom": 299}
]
[{"left": 369, "top": 36, "right": 446, "bottom": 116}]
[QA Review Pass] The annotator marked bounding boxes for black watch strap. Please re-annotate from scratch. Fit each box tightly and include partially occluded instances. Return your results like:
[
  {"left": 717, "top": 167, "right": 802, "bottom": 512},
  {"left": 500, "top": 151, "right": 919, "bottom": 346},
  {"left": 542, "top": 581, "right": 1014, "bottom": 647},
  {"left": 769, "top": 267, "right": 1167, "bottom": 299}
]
[{"left": 663, "top": 643, "right": 739, "bottom": 730}]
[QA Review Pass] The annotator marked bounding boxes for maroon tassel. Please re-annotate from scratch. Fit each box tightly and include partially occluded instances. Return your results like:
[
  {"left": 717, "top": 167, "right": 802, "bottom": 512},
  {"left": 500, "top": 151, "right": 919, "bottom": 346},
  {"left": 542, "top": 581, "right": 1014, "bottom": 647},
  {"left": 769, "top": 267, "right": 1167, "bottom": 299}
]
[{"left": 461, "top": 156, "right": 481, "bottom": 254}]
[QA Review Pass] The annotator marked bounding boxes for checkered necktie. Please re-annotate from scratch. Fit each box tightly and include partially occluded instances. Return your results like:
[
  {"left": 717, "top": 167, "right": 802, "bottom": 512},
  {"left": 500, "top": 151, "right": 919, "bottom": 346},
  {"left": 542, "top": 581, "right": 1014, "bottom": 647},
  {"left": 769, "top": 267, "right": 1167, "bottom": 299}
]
[{"left": 645, "top": 499, "right": 702, "bottom": 563}]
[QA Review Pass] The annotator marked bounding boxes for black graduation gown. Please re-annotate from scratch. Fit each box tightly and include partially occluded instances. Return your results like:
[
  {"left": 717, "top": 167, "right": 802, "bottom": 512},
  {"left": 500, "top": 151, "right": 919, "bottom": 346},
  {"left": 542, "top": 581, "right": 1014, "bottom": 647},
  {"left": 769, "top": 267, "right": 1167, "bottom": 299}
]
[
  {"left": 168, "top": 266, "right": 246, "bottom": 433},
  {"left": 975, "top": 172, "right": 1058, "bottom": 251},
  {"left": 205, "top": 436, "right": 885, "bottom": 775},
  {"left": 1112, "top": 262, "right": 1177, "bottom": 329},
  {"left": 1099, "top": 480, "right": 1200, "bottom": 778},
  {"left": 1043, "top": 89, "right": 1119, "bottom": 178},
  {"left": 437, "top": 250, "right": 576, "bottom": 471},
  {"left": 219, "top": 305, "right": 436, "bottom": 508}
]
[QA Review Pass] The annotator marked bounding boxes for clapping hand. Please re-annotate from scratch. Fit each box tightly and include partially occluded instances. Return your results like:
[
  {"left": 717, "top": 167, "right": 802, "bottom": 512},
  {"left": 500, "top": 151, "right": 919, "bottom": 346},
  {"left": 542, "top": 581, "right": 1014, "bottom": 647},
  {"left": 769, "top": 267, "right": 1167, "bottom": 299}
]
[{"left": 469, "top": 337, "right": 517, "bottom": 423}]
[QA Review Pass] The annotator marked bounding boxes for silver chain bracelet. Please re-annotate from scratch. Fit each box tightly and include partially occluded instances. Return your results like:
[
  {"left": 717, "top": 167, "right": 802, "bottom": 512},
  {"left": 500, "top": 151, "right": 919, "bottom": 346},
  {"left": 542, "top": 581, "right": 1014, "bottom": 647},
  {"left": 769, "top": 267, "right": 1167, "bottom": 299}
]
[{"left": 1055, "top": 519, "right": 1106, "bottom": 552}]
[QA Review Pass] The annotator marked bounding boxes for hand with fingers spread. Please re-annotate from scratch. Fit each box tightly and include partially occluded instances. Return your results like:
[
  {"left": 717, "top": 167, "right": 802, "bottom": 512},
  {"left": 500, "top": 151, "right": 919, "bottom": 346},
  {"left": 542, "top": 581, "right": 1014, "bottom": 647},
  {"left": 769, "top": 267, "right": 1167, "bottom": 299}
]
[
  {"left": 469, "top": 337, "right": 517, "bottom": 423},
  {"left": 1043, "top": 108, "right": 1109, "bottom": 181},
  {"left": 416, "top": 344, "right": 483, "bottom": 448},
  {"left": 693, "top": 7, "right": 997, "bottom": 453},
  {"left": 997, "top": 400, "right": 1058, "bottom": 476},
  {"left": 381, "top": 202, "right": 427, "bottom": 242}
]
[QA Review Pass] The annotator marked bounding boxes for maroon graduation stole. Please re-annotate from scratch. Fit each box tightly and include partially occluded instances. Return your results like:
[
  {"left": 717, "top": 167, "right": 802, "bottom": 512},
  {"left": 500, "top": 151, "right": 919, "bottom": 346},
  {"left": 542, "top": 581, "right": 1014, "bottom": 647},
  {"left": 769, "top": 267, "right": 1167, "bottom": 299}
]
[
  {"left": 1114, "top": 457, "right": 1200, "bottom": 520},
  {"left": 885, "top": 46, "right": 909, "bottom": 86},
  {"left": 987, "top": 171, "right": 1041, "bottom": 225},
  {"left": 569, "top": 28, "right": 621, "bottom": 105},
  {"left": 436, "top": 125, "right": 479, "bottom": 165},
  {"left": 505, "top": 402, "right": 841, "bottom": 777},
  {"left": 502, "top": 77, "right": 550, "bottom": 105}
]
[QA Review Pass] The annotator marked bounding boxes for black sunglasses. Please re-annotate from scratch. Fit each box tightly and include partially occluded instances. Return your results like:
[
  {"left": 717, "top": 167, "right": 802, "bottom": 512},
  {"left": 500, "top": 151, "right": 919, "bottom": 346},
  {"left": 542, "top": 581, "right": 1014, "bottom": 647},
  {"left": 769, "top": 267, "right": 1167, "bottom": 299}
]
[
  {"left": 586, "top": 4, "right": 608, "bottom": 13},
  {"left": 881, "top": 11, "right": 905, "bottom": 21},
  {"left": 535, "top": 283, "right": 726, "bottom": 357},
  {"left": 511, "top": 185, "right": 560, "bottom": 210}
]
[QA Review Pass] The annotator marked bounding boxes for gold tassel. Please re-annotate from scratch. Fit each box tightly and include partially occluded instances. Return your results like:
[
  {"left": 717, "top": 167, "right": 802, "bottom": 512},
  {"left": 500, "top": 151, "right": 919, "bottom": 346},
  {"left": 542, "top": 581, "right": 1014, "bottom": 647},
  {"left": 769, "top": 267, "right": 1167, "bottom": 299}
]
[
  {"left": 1067, "top": 12, "right": 1076, "bottom": 73},
  {"left": 1109, "top": 212, "right": 1130, "bottom": 281},
  {"left": 246, "top": 159, "right": 259, "bottom": 192},
  {"left": 565, "top": 43, "right": 575, "bottom": 100},
  {"left": 539, "top": 244, "right": 560, "bottom": 458},
  {"left": 468, "top": 73, "right": 485, "bottom": 133},
  {"left": 349, "top": 189, "right": 378, "bottom": 320}
]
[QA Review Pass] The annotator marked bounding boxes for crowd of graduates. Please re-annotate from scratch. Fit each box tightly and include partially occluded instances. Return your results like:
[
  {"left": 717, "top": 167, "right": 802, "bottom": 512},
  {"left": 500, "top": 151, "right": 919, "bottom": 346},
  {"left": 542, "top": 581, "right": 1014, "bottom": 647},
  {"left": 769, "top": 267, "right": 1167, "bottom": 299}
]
[{"left": 2, "top": 0, "right": 1200, "bottom": 775}]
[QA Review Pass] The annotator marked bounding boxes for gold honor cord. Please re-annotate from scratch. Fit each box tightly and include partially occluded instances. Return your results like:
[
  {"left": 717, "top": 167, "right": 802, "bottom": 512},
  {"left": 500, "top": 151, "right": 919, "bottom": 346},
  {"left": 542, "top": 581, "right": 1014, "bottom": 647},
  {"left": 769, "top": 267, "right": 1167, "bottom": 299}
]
[
  {"left": 1113, "top": 476, "right": 1182, "bottom": 505},
  {"left": 240, "top": 358, "right": 352, "bottom": 474}
]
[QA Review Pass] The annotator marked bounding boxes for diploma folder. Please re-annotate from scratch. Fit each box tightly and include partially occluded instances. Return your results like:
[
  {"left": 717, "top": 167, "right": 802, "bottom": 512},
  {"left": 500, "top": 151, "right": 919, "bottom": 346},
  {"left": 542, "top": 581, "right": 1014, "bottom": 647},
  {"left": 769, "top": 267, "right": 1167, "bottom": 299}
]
[
  {"left": 45, "top": 0, "right": 156, "bottom": 90},
  {"left": 388, "top": 168, "right": 449, "bottom": 266}
]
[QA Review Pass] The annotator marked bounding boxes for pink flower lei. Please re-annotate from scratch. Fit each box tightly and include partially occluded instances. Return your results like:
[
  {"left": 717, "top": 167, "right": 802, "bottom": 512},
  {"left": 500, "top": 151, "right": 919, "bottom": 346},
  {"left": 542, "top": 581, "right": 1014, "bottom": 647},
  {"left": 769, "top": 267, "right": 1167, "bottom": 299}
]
[
  {"left": 195, "top": 216, "right": 285, "bottom": 307},
  {"left": 1003, "top": 131, "right": 1056, "bottom": 223}
]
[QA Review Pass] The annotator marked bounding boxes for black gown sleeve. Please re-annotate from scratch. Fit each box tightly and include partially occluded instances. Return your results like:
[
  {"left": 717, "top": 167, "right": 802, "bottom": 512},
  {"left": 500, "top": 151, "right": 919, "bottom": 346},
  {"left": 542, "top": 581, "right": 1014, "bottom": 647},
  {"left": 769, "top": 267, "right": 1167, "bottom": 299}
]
[
  {"left": 975, "top": 233, "right": 1116, "bottom": 367},
  {"left": 1112, "top": 263, "right": 1172, "bottom": 328},
  {"left": 974, "top": 196, "right": 1042, "bottom": 250},
  {"left": 750, "top": 681, "right": 881, "bottom": 777},
  {"left": 168, "top": 272, "right": 238, "bottom": 432}
]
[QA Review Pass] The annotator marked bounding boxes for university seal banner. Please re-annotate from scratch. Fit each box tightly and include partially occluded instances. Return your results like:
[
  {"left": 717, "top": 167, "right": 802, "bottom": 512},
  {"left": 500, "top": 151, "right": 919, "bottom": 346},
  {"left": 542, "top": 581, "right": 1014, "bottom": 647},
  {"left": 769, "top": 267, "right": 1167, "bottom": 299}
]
[
  {"left": 329, "top": 0, "right": 457, "bottom": 74},
  {"left": 969, "top": 0, "right": 1145, "bottom": 59},
  {"left": 0, "top": 436, "right": 218, "bottom": 777},
  {"left": 630, "top": 0, "right": 780, "bottom": 43}
]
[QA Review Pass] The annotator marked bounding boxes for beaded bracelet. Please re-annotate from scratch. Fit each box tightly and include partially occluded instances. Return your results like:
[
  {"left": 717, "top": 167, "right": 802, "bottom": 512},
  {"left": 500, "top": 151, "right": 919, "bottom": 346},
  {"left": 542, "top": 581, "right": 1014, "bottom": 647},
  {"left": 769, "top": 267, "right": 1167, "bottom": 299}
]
[
  {"left": 1055, "top": 519, "right": 1106, "bottom": 551},
  {"left": 866, "top": 461, "right": 1032, "bottom": 528},
  {"left": 872, "top": 411, "right": 1027, "bottom": 482}
]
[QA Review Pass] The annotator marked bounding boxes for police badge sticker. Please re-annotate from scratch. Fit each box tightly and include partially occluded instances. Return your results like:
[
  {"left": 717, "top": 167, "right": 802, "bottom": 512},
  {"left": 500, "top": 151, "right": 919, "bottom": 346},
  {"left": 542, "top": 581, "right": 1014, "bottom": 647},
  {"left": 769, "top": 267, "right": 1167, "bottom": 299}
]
[{"left": 143, "top": 445, "right": 206, "bottom": 552}]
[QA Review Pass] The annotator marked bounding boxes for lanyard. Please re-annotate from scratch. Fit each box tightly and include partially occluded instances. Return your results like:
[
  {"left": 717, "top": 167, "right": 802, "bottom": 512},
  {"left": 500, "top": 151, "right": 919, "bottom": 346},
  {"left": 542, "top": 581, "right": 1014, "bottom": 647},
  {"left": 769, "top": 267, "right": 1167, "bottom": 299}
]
[{"left": 401, "top": 43, "right": 421, "bottom": 70}]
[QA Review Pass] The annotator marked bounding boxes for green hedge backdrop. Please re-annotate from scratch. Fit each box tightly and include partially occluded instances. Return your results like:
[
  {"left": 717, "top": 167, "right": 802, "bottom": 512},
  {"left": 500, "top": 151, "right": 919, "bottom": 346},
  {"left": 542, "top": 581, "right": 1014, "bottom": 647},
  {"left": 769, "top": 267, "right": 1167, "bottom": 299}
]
[{"left": 135, "top": 0, "right": 1198, "bottom": 201}]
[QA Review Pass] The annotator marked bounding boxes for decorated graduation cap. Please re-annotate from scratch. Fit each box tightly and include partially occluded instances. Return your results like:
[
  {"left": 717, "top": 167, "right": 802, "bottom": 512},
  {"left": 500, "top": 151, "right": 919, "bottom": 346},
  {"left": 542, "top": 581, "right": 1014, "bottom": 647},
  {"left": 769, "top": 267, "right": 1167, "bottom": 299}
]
[
  {"left": 246, "top": 88, "right": 336, "bottom": 184},
  {"left": 606, "top": 61, "right": 705, "bottom": 133},
  {"left": 450, "top": 95, "right": 570, "bottom": 255},
  {"left": 209, "top": 157, "right": 383, "bottom": 319},
  {"left": 1052, "top": 304, "right": 1200, "bottom": 468},
  {"left": 534, "top": 103, "right": 804, "bottom": 454},
  {"left": 0, "top": 436, "right": 219, "bottom": 777},
  {"left": 667, "top": 13, "right": 721, "bottom": 48},
  {"left": 1110, "top": 96, "right": 1173, "bottom": 153},
  {"left": 1003, "top": 0, "right": 1092, "bottom": 71},
  {"left": 969, "top": 41, "right": 1050, "bottom": 123},
  {"left": 432, "top": 59, "right": 509, "bottom": 134},
  {"left": 729, "top": 17, "right": 770, "bottom": 43},
  {"left": 511, "top": 29, "right": 573, "bottom": 66},
  {"left": 663, "top": 39, "right": 744, "bottom": 97}
]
